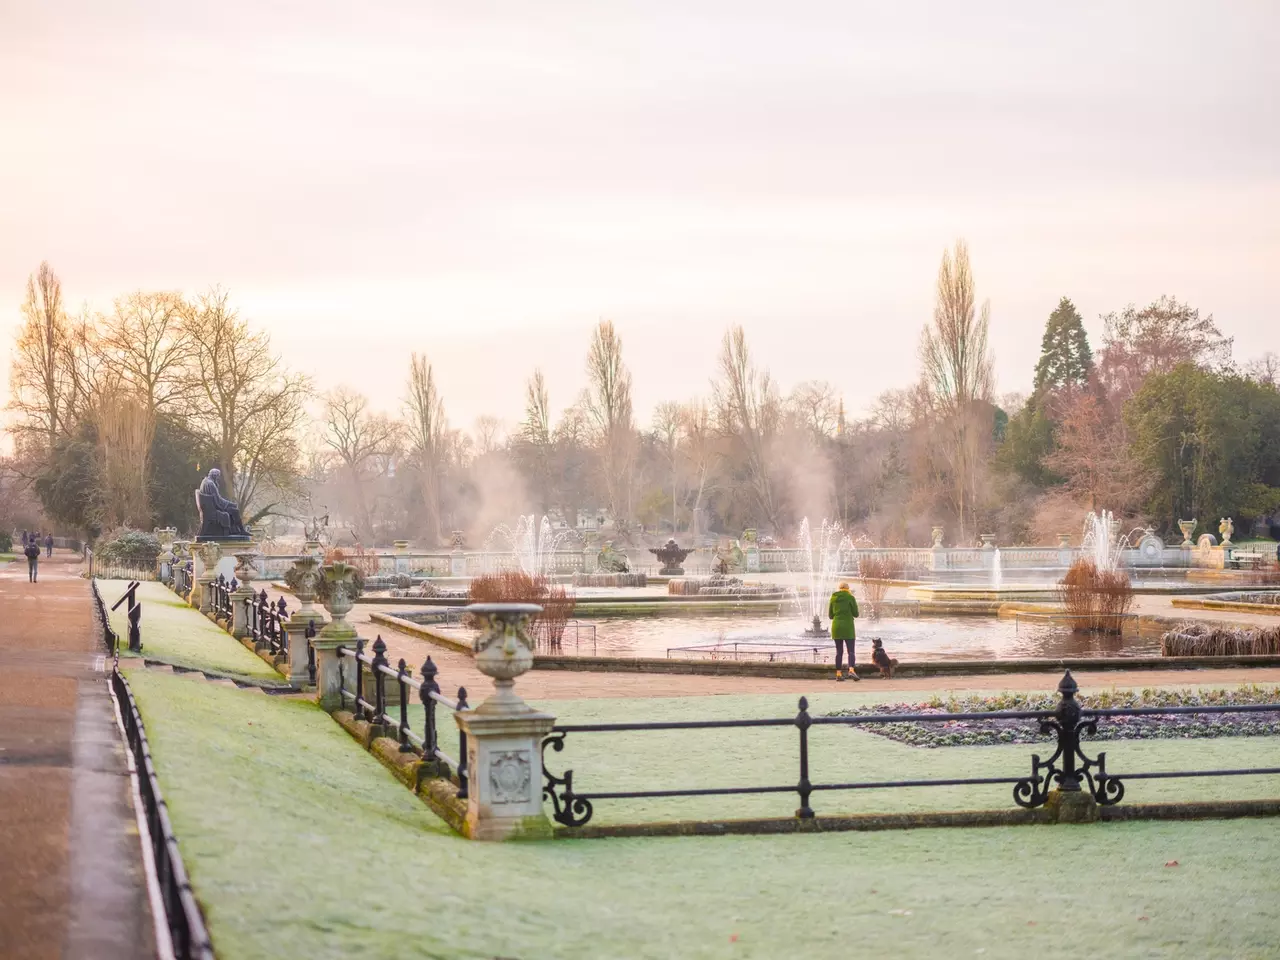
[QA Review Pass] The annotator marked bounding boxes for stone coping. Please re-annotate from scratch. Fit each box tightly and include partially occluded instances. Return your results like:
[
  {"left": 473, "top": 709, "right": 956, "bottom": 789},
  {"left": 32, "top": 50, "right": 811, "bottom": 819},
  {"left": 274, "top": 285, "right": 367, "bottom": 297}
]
[
  {"left": 1172, "top": 596, "right": 1280, "bottom": 616},
  {"left": 370, "top": 612, "right": 472, "bottom": 653},
  {"left": 556, "top": 797, "right": 1280, "bottom": 839}
]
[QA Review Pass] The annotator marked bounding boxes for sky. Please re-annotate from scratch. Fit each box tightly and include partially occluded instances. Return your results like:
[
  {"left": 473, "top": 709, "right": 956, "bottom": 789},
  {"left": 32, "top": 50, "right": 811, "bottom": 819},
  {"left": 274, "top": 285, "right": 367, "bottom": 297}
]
[{"left": 2, "top": 0, "right": 1277, "bottom": 436}]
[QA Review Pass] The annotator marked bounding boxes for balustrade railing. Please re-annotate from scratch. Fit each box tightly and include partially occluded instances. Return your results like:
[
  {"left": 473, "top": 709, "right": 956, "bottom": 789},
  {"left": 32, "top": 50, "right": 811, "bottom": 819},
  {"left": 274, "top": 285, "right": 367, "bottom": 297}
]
[{"left": 337, "top": 638, "right": 472, "bottom": 797}]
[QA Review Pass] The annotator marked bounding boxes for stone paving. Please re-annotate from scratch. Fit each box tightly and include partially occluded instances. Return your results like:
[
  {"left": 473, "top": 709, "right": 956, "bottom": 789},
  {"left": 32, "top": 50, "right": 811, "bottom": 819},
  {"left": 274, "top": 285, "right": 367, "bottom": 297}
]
[{"left": 0, "top": 552, "right": 152, "bottom": 960}]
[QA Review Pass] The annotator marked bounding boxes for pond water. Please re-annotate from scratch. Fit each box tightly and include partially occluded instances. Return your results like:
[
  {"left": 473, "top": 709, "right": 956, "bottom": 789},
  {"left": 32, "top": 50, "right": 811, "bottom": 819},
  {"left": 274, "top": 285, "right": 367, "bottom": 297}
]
[{"left": 551, "top": 613, "right": 1162, "bottom": 662}]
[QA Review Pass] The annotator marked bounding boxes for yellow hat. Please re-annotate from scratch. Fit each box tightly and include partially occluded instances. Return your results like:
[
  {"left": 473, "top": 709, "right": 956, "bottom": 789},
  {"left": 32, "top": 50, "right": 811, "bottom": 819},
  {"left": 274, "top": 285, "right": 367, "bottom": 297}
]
[{"left": 838, "top": 581, "right": 849, "bottom": 590}]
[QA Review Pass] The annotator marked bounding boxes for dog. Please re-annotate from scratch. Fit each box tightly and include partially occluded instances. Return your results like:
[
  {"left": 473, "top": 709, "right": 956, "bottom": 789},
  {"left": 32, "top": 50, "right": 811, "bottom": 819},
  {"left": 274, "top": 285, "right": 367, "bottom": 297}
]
[{"left": 870, "top": 638, "right": 899, "bottom": 679}]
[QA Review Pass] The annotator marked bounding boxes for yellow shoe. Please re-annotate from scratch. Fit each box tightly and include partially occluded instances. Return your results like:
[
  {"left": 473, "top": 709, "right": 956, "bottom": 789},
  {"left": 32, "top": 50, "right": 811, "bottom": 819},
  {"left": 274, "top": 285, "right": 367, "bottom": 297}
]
[{"left": 835, "top": 670, "right": 846, "bottom": 681}]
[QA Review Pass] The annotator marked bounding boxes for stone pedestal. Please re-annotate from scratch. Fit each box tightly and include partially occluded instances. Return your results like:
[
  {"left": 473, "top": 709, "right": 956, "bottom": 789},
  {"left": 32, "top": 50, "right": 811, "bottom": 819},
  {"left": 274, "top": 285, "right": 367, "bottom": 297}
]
[
  {"left": 231, "top": 587, "right": 255, "bottom": 637},
  {"left": 196, "top": 576, "right": 216, "bottom": 615},
  {"left": 315, "top": 562, "right": 358, "bottom": 711},
  {"left": 450, "top": 550, "right": 466, "bottom": 577},
  {"left": 457, "top": 707, "right": 556, "bottom": 841},
  {"left": 744, "top": 543, "right": 760, "bottom": 573},
  {"left": 394, "top": 541, "right": 411, "bottom": 574},
  {"left": 284, "top": 614, "right": 324, "bottom": 687},
  {"left": 458, "top": 602, "right": 558, "bottom": 841}
]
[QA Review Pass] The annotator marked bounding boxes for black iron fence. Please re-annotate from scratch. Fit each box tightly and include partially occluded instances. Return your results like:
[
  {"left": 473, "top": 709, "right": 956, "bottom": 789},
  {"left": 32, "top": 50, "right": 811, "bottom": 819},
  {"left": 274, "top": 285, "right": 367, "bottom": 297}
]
[
  {"left": 111, "top": 668, "right": 215, "bottom": 959},
  {"left": 541, "top": 670, "right": 1280, "bottom": 828},
  {"left": 337, "top": 638, "right": 472, "bottom": 797},
  {"left": 208, "top": 575, "right": 234, "bottom": 622},
  {"left": 174, "top": 560, "right": 193, "bottom": 598},
  {"left": 91, "top": 578, "right": 119, "bottom": 655},
  {"left": 245, "top": 589, "right": 290, "bottom": 659}
]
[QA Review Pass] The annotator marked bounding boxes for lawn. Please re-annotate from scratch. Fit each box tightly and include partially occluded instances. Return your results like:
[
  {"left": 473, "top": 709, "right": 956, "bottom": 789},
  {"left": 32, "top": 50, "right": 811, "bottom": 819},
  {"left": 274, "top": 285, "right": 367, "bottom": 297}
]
[
  {"left": 399, "top": 686, "right": 1280, "bottom": 824},
  {"left": 129, "top": 670, "right": 1280, "bottom": 959},
  {"left": 98, "top": 579, "right": 282, "bottom": 681}
]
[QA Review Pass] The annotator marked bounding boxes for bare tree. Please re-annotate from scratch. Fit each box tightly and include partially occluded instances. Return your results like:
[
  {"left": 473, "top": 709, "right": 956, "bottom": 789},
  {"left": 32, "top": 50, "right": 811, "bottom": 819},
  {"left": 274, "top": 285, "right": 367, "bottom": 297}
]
[
  {"left": 473, "top": 416, "right": 504, "bottom": 456},
  {"left": 8, "top": 262, "right": 71, "bottom": 451},
  {"left": 788, "top": 381, "right": 841, "bottom": 441},
  {"left": 322, "top": 387, "right": 400, "bottom": 541},
  {"left": 100, "top": 291, "right": 193, "bottom": 416},
  {"left": 712, "top": 325, "right": 782, "bottom": 530},
  {"left": 182, "top": 288, "right": 309, "bottom": 522},
  {"left": 679, "top": 400, "right": 717, "bottom": 541},
  {"left": 652, "top": 401, "right": 683, "bottom": 534},
  {"left": 1099, "top": 296, "right": 1232, "bottom": 400},
  {"left": 583, "top": 320, "right": 635, "bottom": 522},
  {"left": 1245, "top": 352, "right": 1280, "bottom": 389},
  {"left": 404, "top": 353, "right": 448, "bottom": 544},
  {"left": 919, "top": 240, "right": 995, "bottom": 540}
]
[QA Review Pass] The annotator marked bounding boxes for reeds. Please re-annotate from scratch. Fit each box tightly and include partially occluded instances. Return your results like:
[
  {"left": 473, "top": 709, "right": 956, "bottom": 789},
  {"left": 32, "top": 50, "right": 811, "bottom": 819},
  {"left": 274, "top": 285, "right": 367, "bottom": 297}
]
[
  {"left": 1057, "top": 559, "right": 1134, "bottom": 633},
  {"left": 857, "top": 555, "right": 905, "bottom": 618},
  {"left": 467, "top": 570, "right": 576, "bottom": 648},
  {"left": 1161, "top": 621, "right": 1280, "bottom": 657}
]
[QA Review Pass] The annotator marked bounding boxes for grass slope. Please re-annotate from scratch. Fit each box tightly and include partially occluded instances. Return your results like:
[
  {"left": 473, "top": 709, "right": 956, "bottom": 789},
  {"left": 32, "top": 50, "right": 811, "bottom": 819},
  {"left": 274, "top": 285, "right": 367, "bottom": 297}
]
[
  {"left": 99, "top": 579, "right": 280, "bottom": 680},
  {"left": 130, "top": 671, "right": 1280, "bottom": 960}
]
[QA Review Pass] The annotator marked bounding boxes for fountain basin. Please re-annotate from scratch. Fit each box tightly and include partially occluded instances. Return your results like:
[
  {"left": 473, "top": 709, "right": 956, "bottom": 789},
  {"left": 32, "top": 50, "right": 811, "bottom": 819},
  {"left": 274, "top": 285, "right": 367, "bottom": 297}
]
[{"left": 909, "top": 583, "right": 1060, "bottom": 603}]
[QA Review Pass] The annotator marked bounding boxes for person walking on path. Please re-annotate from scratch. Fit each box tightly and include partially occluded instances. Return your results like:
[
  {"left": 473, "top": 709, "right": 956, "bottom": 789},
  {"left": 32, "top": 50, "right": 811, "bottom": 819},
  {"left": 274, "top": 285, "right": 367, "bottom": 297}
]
[
  {"left": 24, "top": 537, "right": 40, "bottom": 582},
  {"left": 828, "top": 580, "right": 860, "bottom": 681},
  {"left": 44, "top": 532, "right": 53, "bottom": 558}
]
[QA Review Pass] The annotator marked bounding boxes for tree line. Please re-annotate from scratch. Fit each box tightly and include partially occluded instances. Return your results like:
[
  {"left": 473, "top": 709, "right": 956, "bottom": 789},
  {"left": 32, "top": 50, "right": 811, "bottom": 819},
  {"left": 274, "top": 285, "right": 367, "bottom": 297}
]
[{"left": 5, "top": 247, "right": 1278, "bottom": 547}]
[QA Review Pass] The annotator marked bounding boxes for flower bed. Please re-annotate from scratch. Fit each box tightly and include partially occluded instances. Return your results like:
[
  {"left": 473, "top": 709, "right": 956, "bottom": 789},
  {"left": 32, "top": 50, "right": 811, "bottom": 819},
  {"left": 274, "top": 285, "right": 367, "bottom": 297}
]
[{"left": 827, "top": 687, "right": 1280, "bottom": 748}]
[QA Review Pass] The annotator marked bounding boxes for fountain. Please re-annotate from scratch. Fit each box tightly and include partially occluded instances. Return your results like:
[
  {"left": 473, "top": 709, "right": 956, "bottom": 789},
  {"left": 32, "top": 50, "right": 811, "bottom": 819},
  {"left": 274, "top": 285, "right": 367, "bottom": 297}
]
[
  {"left": 793, "top": 518, "right": 854, "bottom": 636},
  {"left": 649, "top": 538, "right": 693, "bottom": 576},
  {"left": 991, "top": 547, "right": 1003, "bottom": 589},
  {"left": 1080, "top": 510, "right": 1137, "bottom": 571},
  {"left": 485, "top": 515, "right": 577, "bottom": 577}
]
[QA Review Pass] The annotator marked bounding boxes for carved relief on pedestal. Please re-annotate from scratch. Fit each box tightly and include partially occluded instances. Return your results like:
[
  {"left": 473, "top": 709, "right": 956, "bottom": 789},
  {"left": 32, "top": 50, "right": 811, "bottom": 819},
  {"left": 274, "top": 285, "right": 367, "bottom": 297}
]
[{"left": 489, "top": 750, "right": 532, "bottom": 804}]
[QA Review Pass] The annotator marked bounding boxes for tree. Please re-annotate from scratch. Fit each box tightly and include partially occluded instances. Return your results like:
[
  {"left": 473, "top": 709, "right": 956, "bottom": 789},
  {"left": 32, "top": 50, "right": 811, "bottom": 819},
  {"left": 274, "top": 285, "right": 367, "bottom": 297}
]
[
  {"left": 919, "top": 240, "right": 995, "bottom": 539},
  {"left": 788, "top": 381, "right": 841, "bottom": 441},
  {"left": 583, "top": 320, "right": 635, "bottom": 522},
  {"left": 652, "top": 401, "right": 683, "bottom": 534},
  {"left": 1043, "top": 388, "right": 1148, "bottom": 515},
  {"left": 322, "top": 387, "right": 400, "bottom": 541},
  {"left": 712, "top": 325, "right": 782, "bottom": 530},
  {"left": 1099, "top": 296, "right": 1231, "bottom": 400},
  {"left": 9, "top": 262, "right": 71, "bottom": 452},
  {"left": 1245, "top": 352, "right": 1280, "bottom": 389},
  {"left": 1126, "top": 365, "right": 1280, "bottom": 529},
  {"left": 404, "top": 353, "right": 449, "bottom": 544},
  {"left": 183, "top": 288, "right": 309, "bottom": 522},
  {"left": 100, "top": 291, "right": 193, "bottom": 416},
  {"left": 1033, "top": 297, "right": 1094, "bottom": 393}
]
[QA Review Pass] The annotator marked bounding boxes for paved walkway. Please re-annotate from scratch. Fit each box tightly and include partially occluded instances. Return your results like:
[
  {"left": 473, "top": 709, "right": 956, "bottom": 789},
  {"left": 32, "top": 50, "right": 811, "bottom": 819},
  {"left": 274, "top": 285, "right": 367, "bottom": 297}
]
[
  {"left": 0, "top": 552, "right": 153, "bottom": 960},
  {"left": 330, "top": 597, "right": 1280, "bottom": 701}
]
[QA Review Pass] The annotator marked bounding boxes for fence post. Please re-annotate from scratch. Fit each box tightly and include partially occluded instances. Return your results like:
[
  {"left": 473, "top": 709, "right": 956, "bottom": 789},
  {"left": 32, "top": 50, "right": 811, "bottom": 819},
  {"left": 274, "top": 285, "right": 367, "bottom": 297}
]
[
  {"left": 396, "top": 658, "right": 412, "bottom": 753},
  {"left": 455, "top": 686, "right": 469, "bottom": 800},
  {"left": 1050, "top": 670, "right": 1099, "bottom": 823},
  {"left": 453, "top": 603, "right": 557, "bottom": 841},
  {"left": 370, "top": 636, "right": 388, "bottom": 727},
  {"left": 795, "top": 696, "right": 814, "bottom": 819},
  {"left": 354, "top": 638, "right": 366, "bottom": 720},
  {"left": 419, "top": 658, "right": 441, "bottom": 774}
]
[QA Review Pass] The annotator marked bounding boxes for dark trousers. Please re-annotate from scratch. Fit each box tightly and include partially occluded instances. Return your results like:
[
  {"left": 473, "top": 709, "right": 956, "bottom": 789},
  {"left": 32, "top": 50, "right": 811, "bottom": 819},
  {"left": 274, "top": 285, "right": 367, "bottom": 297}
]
[
  {"left": 28, "top": 558, "right": 38, "bottom": 582},
  {"left": 45, "top": 545, "right": 52, "bottom": 558},
  {"left": 834, "top": 638, "right": 855, "bottom": 669}
]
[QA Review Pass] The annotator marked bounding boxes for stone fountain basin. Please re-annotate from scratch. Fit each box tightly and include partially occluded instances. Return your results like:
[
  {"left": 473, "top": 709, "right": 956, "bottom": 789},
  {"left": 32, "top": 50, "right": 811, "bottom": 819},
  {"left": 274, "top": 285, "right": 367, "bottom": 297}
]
[{"left": 908, "top": 583, "right": 1060, "bottom": 603}]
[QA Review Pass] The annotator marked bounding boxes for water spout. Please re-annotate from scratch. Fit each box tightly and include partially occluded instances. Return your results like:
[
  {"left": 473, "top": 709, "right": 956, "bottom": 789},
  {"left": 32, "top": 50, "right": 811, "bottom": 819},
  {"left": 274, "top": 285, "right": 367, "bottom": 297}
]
[{"left": 991, "top": 547, "right": 1003, "bottom": 589}]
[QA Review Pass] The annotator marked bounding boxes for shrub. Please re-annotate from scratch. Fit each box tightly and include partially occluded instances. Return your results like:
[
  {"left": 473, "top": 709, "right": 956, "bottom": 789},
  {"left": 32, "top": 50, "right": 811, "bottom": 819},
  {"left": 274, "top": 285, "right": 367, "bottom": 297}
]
[
  {"left": 467, "top": 571, "right": 576, "bottom": 649},
  {"left": 0, "top": 531, "right": 11, "bottom": 553},
  {"left": 858, "top": 555, "right": 905, "bottom": 618},
  {"left": 1057, "top": 559, "right": 1134, "bottom": 633},
  {"left": 97, "top": 528, "right": 162, "bottom": 566}
]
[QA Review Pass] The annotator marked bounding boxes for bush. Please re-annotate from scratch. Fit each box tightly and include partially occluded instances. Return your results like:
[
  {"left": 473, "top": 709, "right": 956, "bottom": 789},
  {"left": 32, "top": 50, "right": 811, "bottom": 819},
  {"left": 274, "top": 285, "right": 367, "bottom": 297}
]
[
  {"left": 858, "top": 555, "right": 905, "bottom": 618},
  {"left": 467, "top": 571, "right": 576, "bottom": 649},
  {"left": 1058, "top": 559, "right": 1134, "bottom": 633},
  {"left": 97, "top": 528, "right": 161, "bottom": 566},
  {"left": 0, "top": 531, "right": 11, "bottom": 553}
]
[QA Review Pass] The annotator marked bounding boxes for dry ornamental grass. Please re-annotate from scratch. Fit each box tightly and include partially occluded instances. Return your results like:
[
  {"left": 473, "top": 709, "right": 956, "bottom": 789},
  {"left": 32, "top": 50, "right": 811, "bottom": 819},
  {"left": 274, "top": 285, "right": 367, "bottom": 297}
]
[
  {"left": 467, "top": 570, "right": 576, "bottom": 648},
  {"left": 1161, "top": 621, "right": 1280, "bottom": 657},
  {"left": 858, "top": 556, "right": 905, "bottom": 618},
  {"left": 1057, "top": 559, "right": 1134, "bottom": 633}
]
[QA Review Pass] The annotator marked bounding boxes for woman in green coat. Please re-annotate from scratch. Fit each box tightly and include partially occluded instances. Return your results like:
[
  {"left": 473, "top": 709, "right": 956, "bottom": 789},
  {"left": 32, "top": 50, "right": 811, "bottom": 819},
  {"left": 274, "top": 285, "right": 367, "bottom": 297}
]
[{"left": 828, "top": 581, "right": 860, "bottom": 681}]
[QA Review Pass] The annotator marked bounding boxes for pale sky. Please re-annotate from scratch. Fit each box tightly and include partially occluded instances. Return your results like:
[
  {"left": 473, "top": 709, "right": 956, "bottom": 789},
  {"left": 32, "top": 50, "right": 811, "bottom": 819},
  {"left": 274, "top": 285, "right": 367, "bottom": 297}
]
[{"left": 2, "top": 0, "right": 1277, "bottom": 434}]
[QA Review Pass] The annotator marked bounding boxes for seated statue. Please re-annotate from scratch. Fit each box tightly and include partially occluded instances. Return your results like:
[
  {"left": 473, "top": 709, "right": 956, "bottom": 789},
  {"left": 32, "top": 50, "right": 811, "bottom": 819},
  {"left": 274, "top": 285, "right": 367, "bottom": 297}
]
[{"left": 195, "top": 468, "right": 251, "bottom": 541}]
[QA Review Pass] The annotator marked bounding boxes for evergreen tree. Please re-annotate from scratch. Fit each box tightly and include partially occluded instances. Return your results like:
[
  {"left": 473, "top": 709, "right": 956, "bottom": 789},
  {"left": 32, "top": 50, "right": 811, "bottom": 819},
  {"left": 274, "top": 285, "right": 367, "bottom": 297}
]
[{"left": 1033, "top": 297, "right": 1094, "bottom": 393}]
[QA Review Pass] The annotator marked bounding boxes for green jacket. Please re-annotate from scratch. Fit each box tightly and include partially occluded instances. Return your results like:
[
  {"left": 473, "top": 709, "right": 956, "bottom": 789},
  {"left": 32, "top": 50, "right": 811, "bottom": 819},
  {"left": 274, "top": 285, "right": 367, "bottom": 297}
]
[{"left": 828, "top": 589, "right": 859, "bottom": 640}]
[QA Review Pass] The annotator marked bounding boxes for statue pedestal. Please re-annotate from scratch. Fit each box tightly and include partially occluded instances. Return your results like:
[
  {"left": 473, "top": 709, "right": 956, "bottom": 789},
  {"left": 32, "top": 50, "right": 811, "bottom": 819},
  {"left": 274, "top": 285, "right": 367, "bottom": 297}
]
[
  {"left": 192, "top": 539, "right": 251, "bottom": 583},
  {"left": 450, "top": 550, "right": 466, "bottom": 577}
]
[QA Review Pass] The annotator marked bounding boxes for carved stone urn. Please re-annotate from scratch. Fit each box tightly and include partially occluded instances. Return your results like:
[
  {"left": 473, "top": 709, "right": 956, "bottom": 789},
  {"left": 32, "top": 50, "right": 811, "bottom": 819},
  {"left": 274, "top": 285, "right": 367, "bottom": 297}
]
[
  {"left": 290, "top": 554, "right": 322, "bottom": 619},
  {"left": 1178, "top": 519, "right": 1197, "bottom": 547},
  {"left": 320, "top": 561, "right": 357, "bottom": 634},
  {"left": 931, "top": 526, "right": 945, "bottom": 548},
  {"left": 1218, "top": 517, "right": 1234, "bottom": 547},
  {"left": 468, "top": 603, "right": 542, "bottom": 712}
]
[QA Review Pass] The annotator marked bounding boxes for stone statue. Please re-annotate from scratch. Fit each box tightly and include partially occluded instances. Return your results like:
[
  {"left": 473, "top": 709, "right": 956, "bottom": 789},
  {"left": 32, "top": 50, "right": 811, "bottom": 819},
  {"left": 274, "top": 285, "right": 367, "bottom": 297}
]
[
  {"left": 597, "top": 540, "right": 630, "bottom": 573},
  {"left": 195, "top": 468, "right": 250, "bottom": 541}
]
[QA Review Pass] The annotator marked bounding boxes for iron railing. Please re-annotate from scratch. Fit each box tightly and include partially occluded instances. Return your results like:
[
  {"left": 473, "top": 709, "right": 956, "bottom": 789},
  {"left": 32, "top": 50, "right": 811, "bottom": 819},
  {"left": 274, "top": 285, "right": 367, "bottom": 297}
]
[
  {"left": 111, "top": 668, "right": 216, "bottom": 959},
  {"left": 174, "top": 561, "right": 193, "bottom": 599},
  {"left": 541, "top": 670, "right": 1280, "bottom": 828},
  {"left": 245, "top": 590, "right": 290, "bottom": 660},
  {"left": 337, "top": 638, "right": 472, "bottom": 797},
  {"left": 208, "top": 575, "right": 234, "bottom": 622},
  {"left": 91, "top": 578, "right": 119, "bottom": 655}
]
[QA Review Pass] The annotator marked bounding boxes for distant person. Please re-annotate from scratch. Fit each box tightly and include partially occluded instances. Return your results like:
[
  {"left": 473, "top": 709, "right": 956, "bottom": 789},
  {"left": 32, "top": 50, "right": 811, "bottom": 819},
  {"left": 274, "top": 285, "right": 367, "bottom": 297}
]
[
  {"left": 24, "top": 537, "right": 40, "bottom": 583},
  {"left": 828, "top": 581, "right": 860, "bottom": 681},
  {"left": 44, "top": 533, "right": 53, "bottom": 558},
  {"left": 21, "top": 529, "right": 29, "bottom": 547}
]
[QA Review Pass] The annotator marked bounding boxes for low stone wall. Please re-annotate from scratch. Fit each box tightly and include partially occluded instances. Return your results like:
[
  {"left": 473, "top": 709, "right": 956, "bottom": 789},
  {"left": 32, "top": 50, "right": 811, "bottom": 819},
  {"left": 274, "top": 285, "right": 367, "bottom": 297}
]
[{"left": 572, "top": 572, "right": 648, "bottom": 588}]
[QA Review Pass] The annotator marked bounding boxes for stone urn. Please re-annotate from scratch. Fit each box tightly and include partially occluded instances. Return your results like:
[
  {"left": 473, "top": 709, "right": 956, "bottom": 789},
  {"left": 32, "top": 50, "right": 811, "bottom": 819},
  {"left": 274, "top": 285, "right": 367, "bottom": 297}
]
[
  {"left": 648, "top": 538, "right": 693, "bottom": 576},
  {"left": 233, "top": 551, "right": 259, "bottom": 584},
  {"left": 1218, "top": 517, "right": 1234, "bottom": 547},
  {"left": 1178, "top": 519, "right": 1197, "bottom": 547},
  {"left": 320, "top": 561, "right": 357, "bottom": 634},
  {"left": 931, "top": 526, "right": 945, "bottom": 548},
  {"left": 468, "top": 603, "right": 542, "bottom": 711},
  {"left": 289, "top": 554, "right": 322, "bottom": 619}
]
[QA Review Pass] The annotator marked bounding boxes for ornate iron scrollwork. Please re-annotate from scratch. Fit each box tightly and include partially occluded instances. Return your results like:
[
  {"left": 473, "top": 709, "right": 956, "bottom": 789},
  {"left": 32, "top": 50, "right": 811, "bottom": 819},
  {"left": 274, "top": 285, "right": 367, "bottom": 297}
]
[
  {"left": 1012, "top": 673, "right": 1125, "bottom": 808},
  {"left": 542, "top": 732, "right": 594, "bottom": 827}
]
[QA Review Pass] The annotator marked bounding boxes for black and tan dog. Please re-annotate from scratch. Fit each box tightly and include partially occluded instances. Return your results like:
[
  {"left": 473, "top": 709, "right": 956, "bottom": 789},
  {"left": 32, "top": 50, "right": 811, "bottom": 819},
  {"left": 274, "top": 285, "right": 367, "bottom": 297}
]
[{"left": 870, "top": 638, "right": 899, "bottom": 679}]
